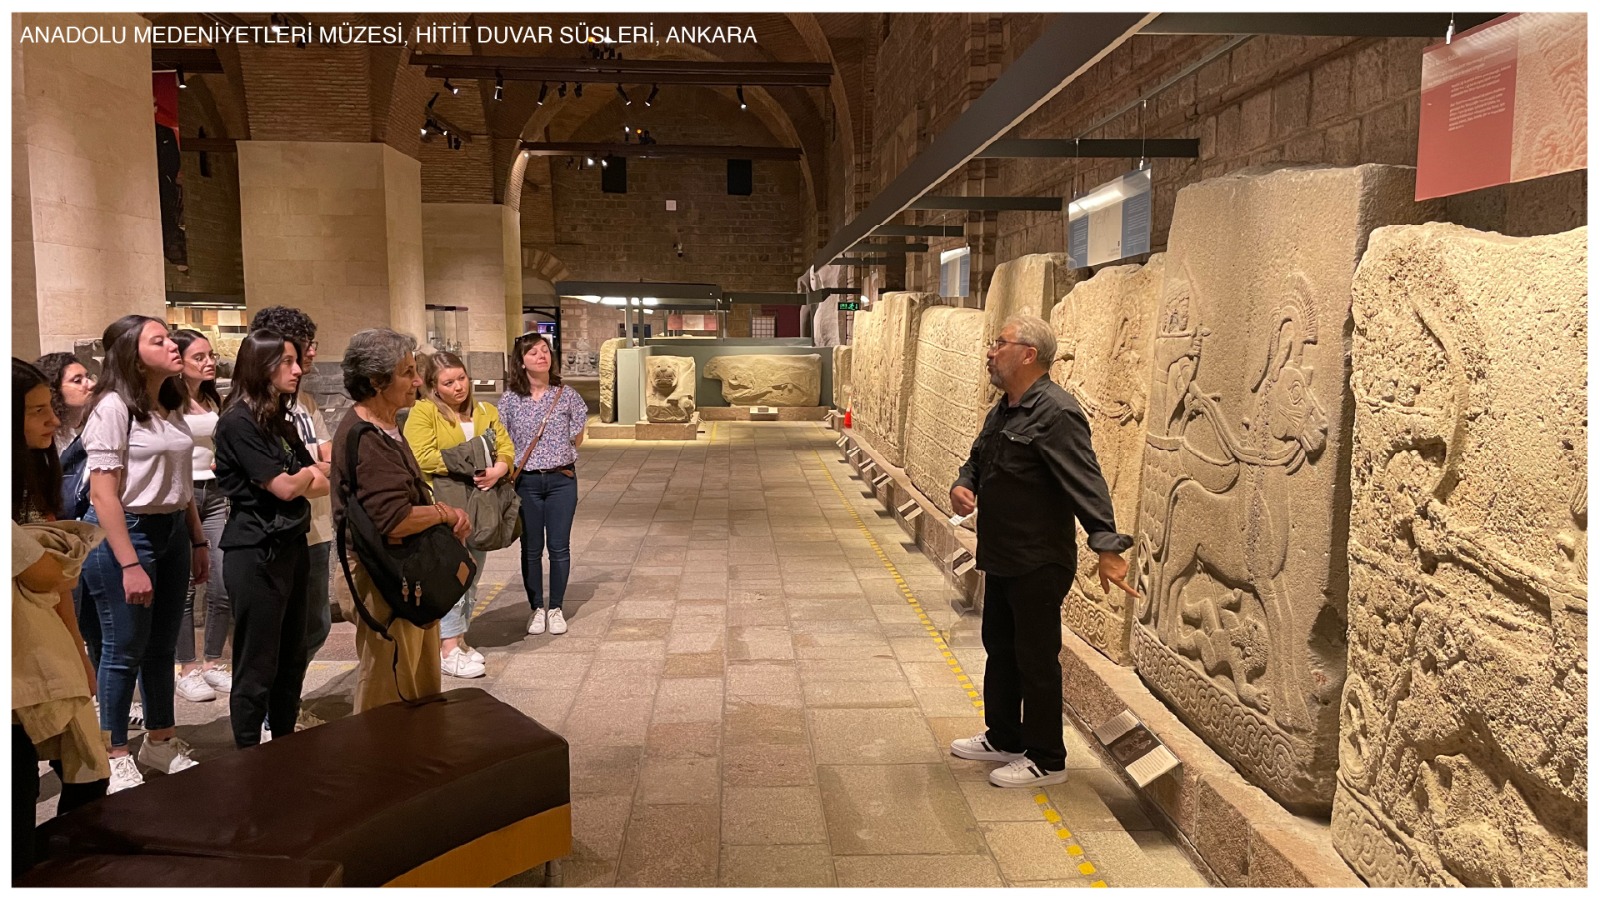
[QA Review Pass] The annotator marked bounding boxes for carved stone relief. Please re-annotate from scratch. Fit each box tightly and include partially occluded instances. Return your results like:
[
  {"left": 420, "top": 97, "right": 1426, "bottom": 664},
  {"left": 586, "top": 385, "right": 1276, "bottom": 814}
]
[
  {"left": 904, "top": 306, "right": 989, "bottom": 517},
  {"left": 1332, "top": 223, "right": 1587, "bottom": 886},
  {"left": 850, "top": 292, "right": 935, "bottom": 465},
  {"left": 598, "top": 337, "right": 626, "bottom": 423},
  {"left": 1050, "top": 255, "right": 1163, "bottom": 665},
  {"left": 704, "top": 354, "right": 822, "bottom": 406},
  {"left": 645, "top": 355, "right": 698, "bottom": 423},
  {"left": 832, "top": 345, "right": 852, "bottom": 410},
  {"left": 1132, "top": 165, "right": 1428, "bottom": 813},
  {"left": 984, "top": 252, "right": 1081, "bottom": 340}
]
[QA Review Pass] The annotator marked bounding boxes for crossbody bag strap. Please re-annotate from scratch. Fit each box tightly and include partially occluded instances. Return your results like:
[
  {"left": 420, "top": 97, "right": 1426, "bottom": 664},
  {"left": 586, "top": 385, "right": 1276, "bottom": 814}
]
[
  {"left": 334, "top": 420, "right": 395, "bottom": 640},
  {"left": 510, "top": 385, "right": 566, "bottom": 481}
]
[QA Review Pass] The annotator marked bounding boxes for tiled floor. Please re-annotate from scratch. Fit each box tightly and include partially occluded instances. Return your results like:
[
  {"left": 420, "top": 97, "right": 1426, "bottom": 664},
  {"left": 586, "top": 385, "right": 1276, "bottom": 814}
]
[{"left": 39, "top": 421, "right": 1209, "bottom": 888}]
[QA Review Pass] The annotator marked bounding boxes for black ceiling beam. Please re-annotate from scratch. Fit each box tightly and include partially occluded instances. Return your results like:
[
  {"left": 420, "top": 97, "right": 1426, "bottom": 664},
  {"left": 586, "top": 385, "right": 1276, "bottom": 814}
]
[
  {"left": 812, "top": 12, "right": 1151, "bottom": 271},
  {"left": 835, "top": 257, "right": 892, "bottom": 266},
  {"left": 871, "top": 225, "right": 966, "bottom": 238},
  {"left": 152, "top": 47, "right": 223, "bottom": 73},
  {"left": 1140, "top": 12, "right": 1502, "bottom": 37},
  {"left": 726, "top": 292, "right": 808, "bottom": 306},
  {"left": 808, "top": 288, "right": 860, "bottom": 301},
  {"left": 979, "top": 138, "right": 1198, "bottom": 159},
  {"left": 908, "top": 196, "right": 1064, "bottom": 212},
  {"left": 847, "top": 243, "right": 930, "bottom": 254},
  {"left": 521, "top": 142, "right": 800, "bottom": 161},
  {"left": 414, "top": 54, "right": 833, "bottom": 87}
]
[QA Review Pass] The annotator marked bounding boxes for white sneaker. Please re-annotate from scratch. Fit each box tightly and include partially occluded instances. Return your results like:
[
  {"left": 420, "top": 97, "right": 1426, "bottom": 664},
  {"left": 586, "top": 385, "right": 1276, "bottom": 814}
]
[
  {"left": 176, "top": 670, "right": 217, "bottom": 702},
  {"left": 295, "top": 710, "right": 325, "bottom": 732},
  {"left": 950, "top": 732, "right": 1027, "bottom": 762},
  {"left": 127, "top": 701, "right": 145, "bottom": 732},
  {"left": 137, "top": 736, "right": 199, "bottom": 775},
  {"left": 547, "top": 608, "right": 568, "bottom": 635},
  {"left": 441, "top": 646, "right": 487, "bottom": 679},
  {"left": 260, "top": 724, "right": 273, "bottom": 744},
  {"left": 527, "top": 609, "right": 547, "bottom": 635},
  {"left": 202, "top": 665, "right": 233, "bottom": 692},
  {"left": 988, "top": 757, "right": 1069, "bottom": 789},
  {"left": 459, "top": 643, "right": 485, "bottom": 665},
  {"left": 107, "top": 755, "right": 144, "bottom": 793}
]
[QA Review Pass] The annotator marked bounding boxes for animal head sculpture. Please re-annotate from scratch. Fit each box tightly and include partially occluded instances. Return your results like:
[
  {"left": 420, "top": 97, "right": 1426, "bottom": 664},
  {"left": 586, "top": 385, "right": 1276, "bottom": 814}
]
[{"left": 1250, "top": 275, "right": 1329, "bottom": 467}]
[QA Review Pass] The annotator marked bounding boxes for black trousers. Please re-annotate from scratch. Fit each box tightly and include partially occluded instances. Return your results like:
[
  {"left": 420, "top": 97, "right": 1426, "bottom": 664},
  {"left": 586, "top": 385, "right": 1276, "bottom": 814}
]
[
  {"left": 11, "top": 723, "right": 107, "bottom": 880},
  {"left": 980, "top": 563, "right": 1075, "bottom": 771},
  {"left": 225, "top": 538, "right": 311, "bottom": 749}
]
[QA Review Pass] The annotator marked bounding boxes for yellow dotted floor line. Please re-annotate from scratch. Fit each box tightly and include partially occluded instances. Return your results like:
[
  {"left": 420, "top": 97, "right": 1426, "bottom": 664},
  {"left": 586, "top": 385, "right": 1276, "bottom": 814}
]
[
  {"left": 812, "top": 449, "right": 1108, "bottom": 887},
  {"left": 472, "top": 582, "right": 507, "bottom": 618}
]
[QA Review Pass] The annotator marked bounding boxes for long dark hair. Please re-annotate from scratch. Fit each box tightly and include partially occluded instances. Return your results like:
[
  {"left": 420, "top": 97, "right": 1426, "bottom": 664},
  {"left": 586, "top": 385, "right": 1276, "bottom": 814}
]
[
  {"left": 13, "top": 358, "right": 62, "bottom": 522},
  {"left": 35, "top": 350, "right": 84, "bottom": 432},
  {"left": 506, "top": 331, "right": 562, "bottom": 395},
  {"left": 224, "top": 329, "right": 299, "bottom": 439},
  {"left": 171, "top": 329, "right": 223, "bottom": 411},
  {"left": 89, "top": 315, "right": 183, "bottom": 423},
  {"left": 422, "top": 349, "right": 475, "bottom": 423}
]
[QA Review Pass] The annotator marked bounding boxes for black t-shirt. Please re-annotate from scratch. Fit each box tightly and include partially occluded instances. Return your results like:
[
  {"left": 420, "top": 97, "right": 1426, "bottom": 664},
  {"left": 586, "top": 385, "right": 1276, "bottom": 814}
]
[{"left": 214, "top": 403, "right": 314, "bottom": 548}]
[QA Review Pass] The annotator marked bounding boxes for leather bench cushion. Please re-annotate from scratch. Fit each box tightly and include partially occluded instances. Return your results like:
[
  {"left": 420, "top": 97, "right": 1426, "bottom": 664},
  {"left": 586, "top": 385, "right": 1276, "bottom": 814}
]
[
  {"left": 39, "top": 688, "right": 569, "bottom": 886},
  {"left": 19, "top": 854, "right": 344, "bottom": 887}
]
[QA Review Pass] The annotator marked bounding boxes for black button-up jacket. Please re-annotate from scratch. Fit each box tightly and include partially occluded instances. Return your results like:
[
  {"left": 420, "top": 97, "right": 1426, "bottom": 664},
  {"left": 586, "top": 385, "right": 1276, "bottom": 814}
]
[{"left": 954, "top": 374, "right": 1132, "bottom": 577}]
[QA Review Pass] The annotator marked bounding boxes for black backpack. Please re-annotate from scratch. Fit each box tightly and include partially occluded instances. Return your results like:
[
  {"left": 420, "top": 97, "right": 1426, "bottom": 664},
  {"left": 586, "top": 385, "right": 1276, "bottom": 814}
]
[{"left": 335, "top": 420, "right": 477, "bottom": 641}]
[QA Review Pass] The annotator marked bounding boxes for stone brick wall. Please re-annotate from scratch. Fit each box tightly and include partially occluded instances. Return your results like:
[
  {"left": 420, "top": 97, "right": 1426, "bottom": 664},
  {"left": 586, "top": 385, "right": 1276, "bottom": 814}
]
[{"left": 165, "top": 81, "right": 244, "bottom": 298}]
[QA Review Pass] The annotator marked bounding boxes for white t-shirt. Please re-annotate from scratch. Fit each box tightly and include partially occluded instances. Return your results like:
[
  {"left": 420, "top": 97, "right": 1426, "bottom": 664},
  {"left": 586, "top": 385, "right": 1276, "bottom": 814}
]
[
  {"left": 461, "top": 421, "right": 476, "bottom": 441},
  {"left": 185, "top": 407, "right": 219, "bottom": 481},
  {"left": 82, "top": 393, "right": 195, "bottom": 514}
]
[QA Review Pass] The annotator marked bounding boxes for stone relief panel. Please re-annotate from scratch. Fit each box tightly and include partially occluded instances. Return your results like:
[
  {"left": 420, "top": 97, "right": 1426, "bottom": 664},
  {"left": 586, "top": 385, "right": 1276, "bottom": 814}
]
[
  {"left": 904, "top": 306, "right": 989, "bottom": 517},
  {"left": 1050, "top": 255, "right": 1163, "bottom": 665},
  {"left": 984, "top": 253, "right": 1082, "bottom": 339},
  {"left": 704, "top": 354, "right": 822, "bottom": 406},
  {"left": 832, "top": 345, "right": 852, "bottom": 410},
  {"left": 850, "top": 292, "right": 935, "bottom": 466},
  {"left": 598, "top": 337, "right": 626, "bottom": 423},
  {"left": 645, "top": 355, "right": 698, "bottom": 423},
  {"left": 1332, "top": 224, "right": 1587, "bottom": 887},
  {"left": 1132, "top": 165, "right": 1428, "bottom": 813}
]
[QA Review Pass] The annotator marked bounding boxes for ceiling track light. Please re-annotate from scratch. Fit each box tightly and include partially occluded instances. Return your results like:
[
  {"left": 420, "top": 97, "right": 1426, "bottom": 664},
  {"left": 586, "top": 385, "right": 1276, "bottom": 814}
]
[
  {"left": 736, "top": 85, "right": 747, "bottom": 110},
  {"left": 557, "top": 82, "right": 567, "bottom": 98},
  {"left": 600, "top": 157, "right": 609, "bottom": 168},
  {"left": 573, "top": 82, "right": 584, "bottom": 98},
  {"left": 493, "top": 70, "right": 504, "bottom": 101},
  {"left": 537, "top": 81, "right": 548, "bottom": 106},
  {"left": 585, "top": 156, "right": 595, "bottom": 167},
  {"left": 175, "top": 64, "right": 187, "bottom": 87},
  {"left": 618, "top": 84, "right": 631, "bottom": 105},
  {"left": 444, "top": 77, "right": 458, "bottom": 95},
  {"left": 645, "top": 84, "right": 659, "bottom": 107}
]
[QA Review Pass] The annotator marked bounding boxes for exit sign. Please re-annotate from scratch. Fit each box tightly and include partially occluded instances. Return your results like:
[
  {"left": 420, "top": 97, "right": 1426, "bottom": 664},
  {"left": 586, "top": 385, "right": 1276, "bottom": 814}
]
[{"left": 837, "top": 300, "right": 862, "bottom": 312}]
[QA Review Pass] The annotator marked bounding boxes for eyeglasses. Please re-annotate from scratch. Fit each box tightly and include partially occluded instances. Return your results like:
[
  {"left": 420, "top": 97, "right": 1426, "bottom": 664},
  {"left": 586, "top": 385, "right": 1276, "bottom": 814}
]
[{"left": 989, "top": 338, "right": 1032, "bottom": 351}]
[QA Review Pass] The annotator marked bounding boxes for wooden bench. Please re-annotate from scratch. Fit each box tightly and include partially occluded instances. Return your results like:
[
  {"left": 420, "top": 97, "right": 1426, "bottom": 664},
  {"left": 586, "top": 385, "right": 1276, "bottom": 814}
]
[{"left": 34, "top": 688, "right": 571, "bottom": 887}]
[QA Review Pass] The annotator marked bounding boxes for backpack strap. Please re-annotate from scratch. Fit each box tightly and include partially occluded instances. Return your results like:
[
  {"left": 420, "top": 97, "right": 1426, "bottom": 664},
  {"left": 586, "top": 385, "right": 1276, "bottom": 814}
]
[{"left": 334, "top": 419, "right": 396, "bottom": 641}]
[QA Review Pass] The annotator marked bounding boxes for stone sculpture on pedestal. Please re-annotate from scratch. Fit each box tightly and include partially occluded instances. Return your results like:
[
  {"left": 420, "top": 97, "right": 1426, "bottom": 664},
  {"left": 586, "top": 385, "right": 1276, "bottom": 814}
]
[
  {"left": 645, "top": 356, "right": 697, "bottom": 423},
  {"left": 1332, "top": 223, "right": 1587, "bottom": 887},
  {"left": 704, "top": 354, "right": 821, "bottom": 406},
  {"left": 598, "top": 337, "right": 626, "bottom": 423}
]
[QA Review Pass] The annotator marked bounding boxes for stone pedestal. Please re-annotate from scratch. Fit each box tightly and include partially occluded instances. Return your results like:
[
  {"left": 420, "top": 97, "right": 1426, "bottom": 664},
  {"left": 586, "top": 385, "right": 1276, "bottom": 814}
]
[
  {"left": 238, "top": 141, "right": 426, "bottom": 359},
  {"left": 422, "top": 203, "right": 520, "bottom": 360},
  {"left": 13, "top": 13, "right": 166, "bottom": 357},
  {"left": 1132, "top": 165, "right": 1429, "bottom": 814},
  {"left": 1333, "top": 223, "right": 1587, "bottom": 886},
  {"left": 1050, "top": 256, "right": 1164, "bottom": 665},
  {"left": 634, "top": 422, "right": 701, "bottom": 441}
]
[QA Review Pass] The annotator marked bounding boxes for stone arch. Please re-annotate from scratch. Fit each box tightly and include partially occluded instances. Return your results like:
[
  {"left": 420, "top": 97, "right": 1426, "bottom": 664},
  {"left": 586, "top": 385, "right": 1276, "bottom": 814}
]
[{"left": 522, "top": 247, "right": 573, "bottom": 285}]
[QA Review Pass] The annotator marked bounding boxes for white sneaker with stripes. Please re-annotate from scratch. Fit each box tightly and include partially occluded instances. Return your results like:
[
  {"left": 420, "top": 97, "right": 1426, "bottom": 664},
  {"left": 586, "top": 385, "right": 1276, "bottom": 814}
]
[{"left": 988, "top": 757, "right": 1068, "bottom": 789}]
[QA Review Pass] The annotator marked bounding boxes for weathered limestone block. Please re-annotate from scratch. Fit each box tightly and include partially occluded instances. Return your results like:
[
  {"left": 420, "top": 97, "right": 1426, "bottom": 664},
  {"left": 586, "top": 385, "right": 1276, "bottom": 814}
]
[
  {"left": 851, "top": 292, "right": 935, "bottom": 466},
  {"left": 1050, "top": 255, "right": 1164, "bottom": 665},
  {"left": 904, "top": 306, "right": 989, "bottom": 517},
  {"left": 645, "top": 355, "right": 697, "bottom": 423},
  {"left": 1332, "top": 224, "right": 1588, "bottom": 887},
  {"left": 832, "top": 345, "right": 852, "bottom": 409},
  {"left": 598, "top": 337, "right": 626, "bottom": 423},
  {"left": 704, "top": 354, "right": 821, "bottom": 406},
  {"left": 1132, "top": 165, "right": 1429, "bottom": 814},
  {"left": 984, "top": 253, "right": 1082, "bottom": 338}
]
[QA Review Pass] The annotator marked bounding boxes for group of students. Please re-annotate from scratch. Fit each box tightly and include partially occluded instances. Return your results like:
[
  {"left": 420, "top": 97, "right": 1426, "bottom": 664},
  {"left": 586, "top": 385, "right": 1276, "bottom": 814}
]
[{"left": 12, "top": 309, "right": 589, "bottom": 876}]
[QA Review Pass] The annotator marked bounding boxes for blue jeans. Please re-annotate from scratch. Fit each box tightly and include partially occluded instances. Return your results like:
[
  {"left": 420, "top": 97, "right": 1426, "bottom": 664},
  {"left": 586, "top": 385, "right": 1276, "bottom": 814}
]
[
  {"left": 178, "top": 480, "right": 230, "bottom": 663},
  {"left": 516, "top": 470, "right": 577, "bottom": 611},
  {"left": 441, "top": 549, "right": 489, "bottom": 640},
  {"left": 81, "top": 508, "right": 190, "bottom": 748}
]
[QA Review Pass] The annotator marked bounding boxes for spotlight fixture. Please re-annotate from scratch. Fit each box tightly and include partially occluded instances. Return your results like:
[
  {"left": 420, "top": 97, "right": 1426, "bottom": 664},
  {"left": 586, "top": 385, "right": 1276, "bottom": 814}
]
[
  {"left": 585, "top": 156, "right": 595, "bottom": 166},
  {"left": 537, "top": 81, "right": 548, "bottom": 105},
  {"left": 737, "top": 85, "right": 747, "bottom": 110},
  {"left": 645, "top": 84, "right": 659, "bottom": 107},
  {"left": 622, "top": 125, "right": 632, "bottom": 143},
  {"left": 557, "top": 82, "right": 568, "bottom": 98},
  {"left": 444, "top": 77, "right": 459, "bottom": 95},
  {"left": 599, "top": 158, "right": 609, "bottom": 168},
  {"left": 493, "top": 71, "right": 504, "bottom": 101},
  {"left": 176, "top": 64, "right": 187, "bottom": 87},
  {"left": 419, "top": 124, "right": 428, "bottom": 138},
  {"left": 618, "top": 84, "right": 631, "bottom": 105},
  {"left": 573, "top": 82, "right": 584, "bottom": 98}
]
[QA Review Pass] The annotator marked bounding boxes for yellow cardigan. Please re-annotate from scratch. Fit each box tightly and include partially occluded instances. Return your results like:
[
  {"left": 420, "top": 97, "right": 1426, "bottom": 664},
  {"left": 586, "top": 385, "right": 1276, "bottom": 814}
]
[{"left": 403, "top": 397, "right": 516, "bottom": 487}]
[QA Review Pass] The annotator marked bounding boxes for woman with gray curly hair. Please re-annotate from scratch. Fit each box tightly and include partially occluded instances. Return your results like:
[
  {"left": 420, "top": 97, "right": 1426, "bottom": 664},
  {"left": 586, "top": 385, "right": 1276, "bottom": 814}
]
[{"left": 331, "top": 329, "right": 470, "bottom": 711}]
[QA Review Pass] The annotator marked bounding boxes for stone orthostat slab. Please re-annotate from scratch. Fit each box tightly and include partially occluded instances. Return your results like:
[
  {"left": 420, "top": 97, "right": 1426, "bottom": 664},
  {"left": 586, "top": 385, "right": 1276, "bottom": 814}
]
[
  {"left": 645, "top": 355, "right": 697, "bottom": 423},
  {"left": 850, "top": 292, "right": 935, "bottom": 466},
  {"left": 831, "top": 345, "right": 852, "bottom": 410},
  {"left": 1050, "top": 255, "right": 1163, "bottom": 665},
  {"left": 1332, "top": 223, "right": 1587, "bottom": 887},
  {"left": 1132, "top": 165, "right": 1427, "bottom": 814},
  {"left": 598, "top": 337, "right": 627, "bottom": 423},
  {"left": 983, "top": 252, "right": 1080, "bottom": 338},
  {"left": 903, "top": 306, "right": 988, "bottom": 517},
  {"left": 704, "top": 355, "right": 822, "bottom": 407}
]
